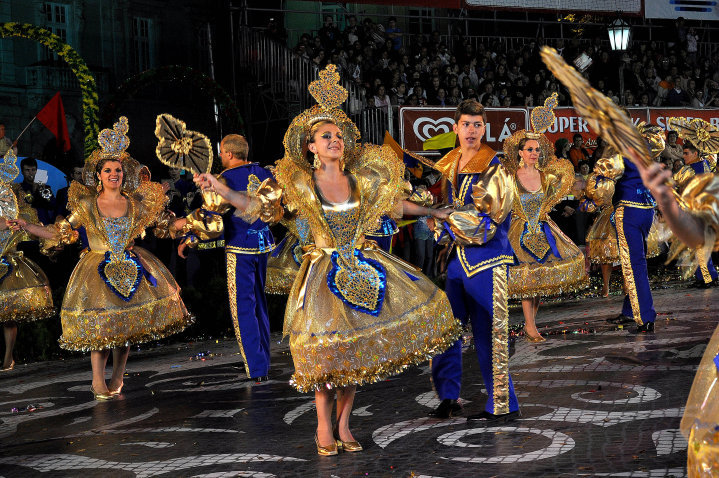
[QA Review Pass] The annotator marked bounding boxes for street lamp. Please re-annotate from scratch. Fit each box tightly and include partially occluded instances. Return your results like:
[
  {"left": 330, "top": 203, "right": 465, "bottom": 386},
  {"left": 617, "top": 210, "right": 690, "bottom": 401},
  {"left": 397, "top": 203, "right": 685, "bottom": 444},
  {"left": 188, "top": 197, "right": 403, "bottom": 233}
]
[{"left": 607, "top": 18, "right": 631, "bottom": 51}]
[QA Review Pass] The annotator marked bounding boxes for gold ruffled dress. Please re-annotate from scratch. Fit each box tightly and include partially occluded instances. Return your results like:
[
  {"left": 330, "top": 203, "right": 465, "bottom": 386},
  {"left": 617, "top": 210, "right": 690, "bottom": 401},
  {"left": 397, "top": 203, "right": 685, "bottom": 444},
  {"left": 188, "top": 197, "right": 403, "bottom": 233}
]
[
  {"left": 673, "top": 174, "right": 719, "bottom": 475},
  {"left": 507, "top": 157, "right": 589, "bottom": 298},
  {"left": 585, "top": 205, "right": 663, "bottom": 264},
  {"left": 273, "top": 144, "right": 461, "bottom": 392},
  {"left": 45, "top": 182, "right": 193, "bottom": 351},
  {"left": 265, "top": 216, "right": 310, "bottom": 295},
  {"left": 0, "top": 184, "right": 54, "bottom": 324}
]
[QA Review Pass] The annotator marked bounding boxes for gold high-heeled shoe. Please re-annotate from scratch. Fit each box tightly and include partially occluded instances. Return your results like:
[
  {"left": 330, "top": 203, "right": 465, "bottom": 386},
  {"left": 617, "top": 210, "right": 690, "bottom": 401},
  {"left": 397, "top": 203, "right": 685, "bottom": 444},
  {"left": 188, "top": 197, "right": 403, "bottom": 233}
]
[
  {"left": 91, "top": 386, "right": 115, "bottom": 401},
  {"left": 1, "top": 360, "right": 15, "bottom": 372},
  {"left": 333, "top": 425, "right": 363, "bottom": 452},
  {"left": 108, "top": 382, "right": 124, "bottom": 396},
  {"left": 523, "top": 327, "right": 546, "bottom": 343},
  {"left": 314, "top": 433, "right": 338, "bottom": 456}
]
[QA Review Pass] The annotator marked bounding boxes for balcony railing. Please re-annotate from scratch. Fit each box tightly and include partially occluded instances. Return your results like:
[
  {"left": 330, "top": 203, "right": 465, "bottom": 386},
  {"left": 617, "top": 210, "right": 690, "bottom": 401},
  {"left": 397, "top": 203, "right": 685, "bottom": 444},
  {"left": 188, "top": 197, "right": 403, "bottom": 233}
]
[{"left": 25, "top": 65, "right": 109, "bottom": 94}]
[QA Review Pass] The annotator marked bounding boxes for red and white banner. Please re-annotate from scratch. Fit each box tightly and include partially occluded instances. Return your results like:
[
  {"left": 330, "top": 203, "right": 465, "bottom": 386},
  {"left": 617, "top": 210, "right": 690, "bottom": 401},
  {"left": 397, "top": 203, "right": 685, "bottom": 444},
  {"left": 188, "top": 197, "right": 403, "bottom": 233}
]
[
  {"left": 399, "top": 107, "right": 528, "bottom": 154},
  {"left": 400, "top": 106, "right": 719, "bottom": 154}
]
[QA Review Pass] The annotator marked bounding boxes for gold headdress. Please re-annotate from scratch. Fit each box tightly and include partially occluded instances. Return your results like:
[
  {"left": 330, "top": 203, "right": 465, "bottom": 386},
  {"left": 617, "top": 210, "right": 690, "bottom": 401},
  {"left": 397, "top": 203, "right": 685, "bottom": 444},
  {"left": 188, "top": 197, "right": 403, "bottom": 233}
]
[
  {"left": 667, "top": 117, "right": 719, "bottom": 155},
  {"left": 502, "top": 93, "right": 558, "bottom": 174},
  {"left": 282, "top": 65, "right": 361, "bottom": 172},
  {"left": 83, "top": 116, "right": 143, "bottom": 191},
  {"left": 637, "top": 122, "right": 665, "bottom": 160}
]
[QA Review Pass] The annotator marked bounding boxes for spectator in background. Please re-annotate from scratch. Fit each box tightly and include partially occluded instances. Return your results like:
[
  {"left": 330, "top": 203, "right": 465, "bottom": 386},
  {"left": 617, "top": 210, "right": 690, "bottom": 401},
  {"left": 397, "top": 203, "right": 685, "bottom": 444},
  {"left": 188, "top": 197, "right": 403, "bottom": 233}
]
[
  {"left": 373, "top": 84, "right": 391, "bottom": 108},
  {"left": 56, "top": 164, "right": 84, "bottom": 218},
  {"left": 318, "top": 15, "right": 340, "bottom": 50},
  {"left": 17, "top": 157, "right": 55, "bottom": 226},
  {"left": 568, "top": 134, "right": 591, "bottom": 171},
  {"left": 591, "top": 136, "right": 608, "bottom": 167},
  {"left": 661, "top": 131, "right": 683, "bottom": 164},
  {"left": 667, "top": 76, "right": 691, "bottom": 106},
  {"left": 555, "top": 138, "right": 571, "bottom": 160},
  {"left": 672, "top": 159, "right": 685, "bottom": 174},
  {"left": 344, "top": 15, "right": 359, "bottom": 45},
  {"left": 385, "top": 17, "right": 402, "bottom": 51},
  {"left": 0, "top": 122, "right": 17, "bottom": 156}
]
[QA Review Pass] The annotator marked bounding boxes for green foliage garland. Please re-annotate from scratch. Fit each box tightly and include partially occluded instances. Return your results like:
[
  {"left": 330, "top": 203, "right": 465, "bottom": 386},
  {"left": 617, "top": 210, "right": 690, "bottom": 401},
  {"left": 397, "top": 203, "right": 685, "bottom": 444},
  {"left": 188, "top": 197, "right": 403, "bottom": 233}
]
[{"left": 0, "top": 22, "right": 99, "bottom": 157}]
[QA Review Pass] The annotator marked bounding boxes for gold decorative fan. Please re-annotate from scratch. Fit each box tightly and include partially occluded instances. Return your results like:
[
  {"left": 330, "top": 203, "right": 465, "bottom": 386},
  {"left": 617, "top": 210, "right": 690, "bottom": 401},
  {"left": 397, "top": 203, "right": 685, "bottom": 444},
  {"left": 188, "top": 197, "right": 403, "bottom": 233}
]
[
  {"left": 155, "top": 114, "right": 213, "bottom": 174},
  {"left": 540, "top": 47, "right": 651, "bottom": 168},
  {"left": 667, "top": 117, "right": 719, "bottom": 154}
]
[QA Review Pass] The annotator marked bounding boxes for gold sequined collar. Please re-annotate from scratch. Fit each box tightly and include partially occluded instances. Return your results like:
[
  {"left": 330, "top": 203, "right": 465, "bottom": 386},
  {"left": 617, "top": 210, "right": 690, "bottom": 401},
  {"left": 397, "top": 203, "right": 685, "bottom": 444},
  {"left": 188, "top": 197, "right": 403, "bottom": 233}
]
[{"left": 434, "top": 144, "right": 497, "bottom": 189}]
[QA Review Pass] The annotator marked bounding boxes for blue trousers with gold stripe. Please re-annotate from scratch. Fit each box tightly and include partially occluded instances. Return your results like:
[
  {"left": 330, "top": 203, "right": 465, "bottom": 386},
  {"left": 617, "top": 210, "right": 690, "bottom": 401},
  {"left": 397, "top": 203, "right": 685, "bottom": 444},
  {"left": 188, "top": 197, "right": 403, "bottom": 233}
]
[
  {"left": 615, "top": 206, "right": 656, "bottom": 325},
  {"left": 695, "top": 258, "right": 718, "bottom": 284},
  {"left": 431, "top": 260, "right": 519, "bottom": 415},
  {"left": 226, "top": 252, "right": 270, "bottom": 378}
]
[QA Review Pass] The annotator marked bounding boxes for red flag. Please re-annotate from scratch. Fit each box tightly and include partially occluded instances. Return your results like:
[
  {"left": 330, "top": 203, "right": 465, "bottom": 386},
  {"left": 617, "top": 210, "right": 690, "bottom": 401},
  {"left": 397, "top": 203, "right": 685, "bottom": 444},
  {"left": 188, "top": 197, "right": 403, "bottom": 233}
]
[{"left": 36, "top": 92, "right": 71, "bottom": 152}]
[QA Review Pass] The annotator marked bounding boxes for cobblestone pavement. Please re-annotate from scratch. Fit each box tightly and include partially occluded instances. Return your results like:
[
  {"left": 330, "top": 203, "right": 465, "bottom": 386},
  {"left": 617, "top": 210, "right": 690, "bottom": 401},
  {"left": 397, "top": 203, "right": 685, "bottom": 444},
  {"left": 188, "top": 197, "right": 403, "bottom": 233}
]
[{"left": 1, "top": 284, "right": 716, "bottom": 477}]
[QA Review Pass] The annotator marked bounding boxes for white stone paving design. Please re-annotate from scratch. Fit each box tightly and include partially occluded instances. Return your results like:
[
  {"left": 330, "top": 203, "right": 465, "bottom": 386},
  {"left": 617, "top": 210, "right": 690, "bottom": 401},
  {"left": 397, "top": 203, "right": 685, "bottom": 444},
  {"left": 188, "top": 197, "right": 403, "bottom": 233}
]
[
  {"left": 0, "top": 454, "right": 306, "bottom": 478},
  {"left": 439, "top": 427, "right": 576, "bottom": 463}
]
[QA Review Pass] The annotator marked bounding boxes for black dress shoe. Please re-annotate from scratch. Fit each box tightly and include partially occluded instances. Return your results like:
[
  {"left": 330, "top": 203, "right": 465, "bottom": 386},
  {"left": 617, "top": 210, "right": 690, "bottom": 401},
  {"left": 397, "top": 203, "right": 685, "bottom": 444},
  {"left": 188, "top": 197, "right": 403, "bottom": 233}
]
[
  {"left": 606, "top": 314, "right": 634, "bottom": 325},
  {"left": 631, "top": 322, "right": 655, "bottom": 334},
  {"left": 428, "top": 399, "right": 462, "bottom": 418},
  {"left": 466, "top": 410, "right": 521, "bottom": 423},
  {"left": 692, "top": 280, "right": 712, "bottom": 289}
]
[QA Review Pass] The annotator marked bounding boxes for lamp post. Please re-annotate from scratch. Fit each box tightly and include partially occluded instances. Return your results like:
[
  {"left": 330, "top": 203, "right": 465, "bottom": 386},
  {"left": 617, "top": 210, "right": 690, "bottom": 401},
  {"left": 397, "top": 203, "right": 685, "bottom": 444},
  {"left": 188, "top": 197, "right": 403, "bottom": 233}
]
[{"left": 607, "top": 18, "right": 631, "bottom": 104}]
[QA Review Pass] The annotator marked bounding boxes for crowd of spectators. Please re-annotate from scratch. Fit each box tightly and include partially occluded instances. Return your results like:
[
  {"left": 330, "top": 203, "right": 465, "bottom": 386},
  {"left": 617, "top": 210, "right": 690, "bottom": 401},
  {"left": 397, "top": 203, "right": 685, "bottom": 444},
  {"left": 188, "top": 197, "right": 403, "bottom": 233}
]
[{"left": 290, "top": 15, "right": 719, "bottom": 111}]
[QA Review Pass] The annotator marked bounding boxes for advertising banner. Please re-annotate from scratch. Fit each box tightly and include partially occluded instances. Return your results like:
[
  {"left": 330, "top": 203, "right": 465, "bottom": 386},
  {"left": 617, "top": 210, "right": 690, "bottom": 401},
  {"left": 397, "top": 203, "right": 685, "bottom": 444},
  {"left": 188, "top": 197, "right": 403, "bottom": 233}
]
[
  {"left": 543, "top": 107, "right": 648, "bottom": 150},
  {"left": 644, "top": 1, "right": 719, "bottom": 20},
  {"left": 401, "top": 107, "right": 719, "bottom": 155},
  {"left": 463, "top": 0, "right": 640, "bottom": 13},
  {"left": 399, "top": 107, "right": 528, "bottom": 154},
  {"left": 647, "top": 108, "right": 719, "bottom": 131}
]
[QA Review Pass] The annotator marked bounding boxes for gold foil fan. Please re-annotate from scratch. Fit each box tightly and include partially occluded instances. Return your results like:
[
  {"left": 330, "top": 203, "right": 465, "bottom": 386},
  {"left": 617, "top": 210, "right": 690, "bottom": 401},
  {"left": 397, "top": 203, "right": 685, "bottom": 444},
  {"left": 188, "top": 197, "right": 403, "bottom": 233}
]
[
  {"left": 540, "top": 47, "right": 651, "bottom": 168},
  {"left": 667, "top": 117, "right": 719, "bottom": 155},
  {"left": 155, "top": 114, "right": 213, "bottom": 174}
]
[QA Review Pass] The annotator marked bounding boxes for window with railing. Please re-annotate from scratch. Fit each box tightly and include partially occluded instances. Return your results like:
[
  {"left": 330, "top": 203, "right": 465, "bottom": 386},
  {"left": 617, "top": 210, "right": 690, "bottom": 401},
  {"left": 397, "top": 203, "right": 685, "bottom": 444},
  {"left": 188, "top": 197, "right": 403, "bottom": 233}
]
[
  {"left": 41, "top": 2, "right": 69, "bottom": 61},
  {"left": 132, "top": 17, "right": 153, "bottom": 72}
]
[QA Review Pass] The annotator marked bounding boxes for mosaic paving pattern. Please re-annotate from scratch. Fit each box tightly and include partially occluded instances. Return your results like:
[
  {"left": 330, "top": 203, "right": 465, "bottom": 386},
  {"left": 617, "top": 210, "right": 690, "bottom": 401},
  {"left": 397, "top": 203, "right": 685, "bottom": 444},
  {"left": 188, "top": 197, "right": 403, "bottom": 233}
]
[{"left": 0, "top": 285, "right": 716, "bottom": 477}]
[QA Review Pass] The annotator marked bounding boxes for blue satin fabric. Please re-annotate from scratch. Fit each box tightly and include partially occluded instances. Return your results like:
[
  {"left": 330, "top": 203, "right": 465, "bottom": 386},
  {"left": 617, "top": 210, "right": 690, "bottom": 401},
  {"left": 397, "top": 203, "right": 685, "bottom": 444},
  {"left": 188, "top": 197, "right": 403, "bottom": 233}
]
[{"left": 326, "top": 249, "right": 387, "bottom": 317}]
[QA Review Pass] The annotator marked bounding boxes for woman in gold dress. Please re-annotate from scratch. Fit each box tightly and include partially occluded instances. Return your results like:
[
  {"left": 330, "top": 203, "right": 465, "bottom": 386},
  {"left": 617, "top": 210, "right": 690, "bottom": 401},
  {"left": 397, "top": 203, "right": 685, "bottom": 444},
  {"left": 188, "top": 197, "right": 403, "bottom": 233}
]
[
  {"left": 195, "top": 65, "right": 461, "bottom": 456},
  {"left": 503, "top": 97, "right": 588, "bottom": 341},
  {"left": 11, "top": 118, "right": 194, "bottom": 399},
  {"left": 637, "top": 158, "right": 719, "bottom": 477},
  {"left": 0, "top": 151, "right": 54, "bottom": 371}
]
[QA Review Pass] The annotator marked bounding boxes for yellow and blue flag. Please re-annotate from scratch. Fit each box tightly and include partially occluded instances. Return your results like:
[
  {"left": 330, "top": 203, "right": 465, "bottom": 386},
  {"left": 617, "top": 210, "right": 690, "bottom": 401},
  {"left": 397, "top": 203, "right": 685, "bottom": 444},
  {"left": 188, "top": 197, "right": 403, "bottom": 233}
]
[{"left": 383, "top": 131, "right": 434, "bottom": 178}]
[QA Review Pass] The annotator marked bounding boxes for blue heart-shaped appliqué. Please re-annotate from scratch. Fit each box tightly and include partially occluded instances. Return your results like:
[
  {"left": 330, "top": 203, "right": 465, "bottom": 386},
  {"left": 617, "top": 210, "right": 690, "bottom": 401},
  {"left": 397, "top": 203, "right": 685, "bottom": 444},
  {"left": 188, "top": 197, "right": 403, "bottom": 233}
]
[{"left": 327, "top": 249, "right": 386, "bottom": 316}]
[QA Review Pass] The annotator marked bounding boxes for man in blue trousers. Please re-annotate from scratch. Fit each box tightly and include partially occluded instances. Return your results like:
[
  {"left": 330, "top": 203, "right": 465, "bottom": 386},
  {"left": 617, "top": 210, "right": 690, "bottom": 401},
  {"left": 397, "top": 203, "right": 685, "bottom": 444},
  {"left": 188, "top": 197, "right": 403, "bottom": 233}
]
[
  {"left": 212, "top": 134, "right": 276, "bottom": 380},
  {"left": 429, "top": 99, "right": 521, "bottom": 422},
  {"left": 591, "top": 124, "right": 666, "bottom": 333}
]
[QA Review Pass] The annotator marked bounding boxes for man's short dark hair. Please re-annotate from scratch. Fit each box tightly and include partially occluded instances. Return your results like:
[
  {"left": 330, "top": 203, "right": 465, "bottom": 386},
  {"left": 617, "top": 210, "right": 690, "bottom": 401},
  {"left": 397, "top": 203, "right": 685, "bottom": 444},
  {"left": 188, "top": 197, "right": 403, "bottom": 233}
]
[
  {"left": 454, "top": 99, "right": 486, "bottom": 122},
  {"left": 683, "top": 140, "right": 699, "bottom": 154},
  {"left": 573, "top": 133, "right": 583, "bottom": 141},
  {"left": 20, "top": 157, "right": 38, "bottom": 169},
  {"left": 667, "top": 130, "right": 678, "bottom": 138}
]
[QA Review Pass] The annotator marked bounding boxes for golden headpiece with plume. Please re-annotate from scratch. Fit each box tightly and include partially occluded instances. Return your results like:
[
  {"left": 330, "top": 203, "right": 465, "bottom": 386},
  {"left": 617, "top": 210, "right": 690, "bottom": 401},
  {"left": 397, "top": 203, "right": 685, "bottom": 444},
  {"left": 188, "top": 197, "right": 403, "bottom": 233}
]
[
  {"left": 83, "top": 116, "right": 143, "bottom": 191},
  {"left": 282, "top": 65, "right": 361, "bottom": 171},
  {"left": 502, "top": 93, "right": 558, "bottom": 173}
]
